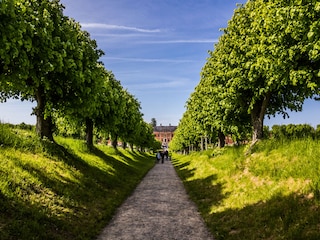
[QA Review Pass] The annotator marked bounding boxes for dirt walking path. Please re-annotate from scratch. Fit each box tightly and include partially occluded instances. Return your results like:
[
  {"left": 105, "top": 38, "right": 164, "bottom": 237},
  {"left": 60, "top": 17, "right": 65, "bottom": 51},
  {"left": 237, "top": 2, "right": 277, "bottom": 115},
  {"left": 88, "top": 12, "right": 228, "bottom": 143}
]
[{"left": 96, "top": 159, "right": 214, "bottom": 240}]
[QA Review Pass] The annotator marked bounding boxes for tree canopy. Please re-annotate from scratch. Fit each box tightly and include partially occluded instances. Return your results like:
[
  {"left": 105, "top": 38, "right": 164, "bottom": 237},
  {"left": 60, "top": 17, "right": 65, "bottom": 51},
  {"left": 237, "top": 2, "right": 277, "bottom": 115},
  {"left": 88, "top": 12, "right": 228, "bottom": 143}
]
[
  {"left": 0, "top": 0, "right": 156, "bottom": 150},
  {"left": 172, "top": 0, "right": 320, "bottom": 150}
]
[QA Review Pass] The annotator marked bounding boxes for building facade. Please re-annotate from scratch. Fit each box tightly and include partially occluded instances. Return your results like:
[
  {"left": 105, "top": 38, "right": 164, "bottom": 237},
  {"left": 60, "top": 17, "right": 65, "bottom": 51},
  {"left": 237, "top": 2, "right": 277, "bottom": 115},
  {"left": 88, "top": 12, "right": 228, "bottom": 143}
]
[{"left": 153, "top": 124, "right": 177, "bottom": 148}]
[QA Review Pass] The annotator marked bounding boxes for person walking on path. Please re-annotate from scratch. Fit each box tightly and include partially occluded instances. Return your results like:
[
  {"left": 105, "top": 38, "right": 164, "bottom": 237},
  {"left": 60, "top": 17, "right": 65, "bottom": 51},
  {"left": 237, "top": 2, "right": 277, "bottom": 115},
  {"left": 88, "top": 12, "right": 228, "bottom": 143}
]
[
  {"left": 164, "top": 150, "right": 169, "bottom": 161},
  {"left": 161, "top": 150, "right": 164, "bottom": 164},
  {"left": 155, "top": 151, "right": 161, "bottom": 163},
  {"left": 96, "top": 159, "right": 214, "bottom": 240}
]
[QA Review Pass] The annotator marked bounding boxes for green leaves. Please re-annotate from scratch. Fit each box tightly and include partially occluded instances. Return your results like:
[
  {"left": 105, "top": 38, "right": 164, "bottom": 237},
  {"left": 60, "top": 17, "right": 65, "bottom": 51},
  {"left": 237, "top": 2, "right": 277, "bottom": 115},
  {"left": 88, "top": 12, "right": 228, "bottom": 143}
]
[
  {"left": 0, "top": 0, "right": 154, "bottom": 147},
  {"left": 173, "top": 0, "right": 320, "bottom": 149}
]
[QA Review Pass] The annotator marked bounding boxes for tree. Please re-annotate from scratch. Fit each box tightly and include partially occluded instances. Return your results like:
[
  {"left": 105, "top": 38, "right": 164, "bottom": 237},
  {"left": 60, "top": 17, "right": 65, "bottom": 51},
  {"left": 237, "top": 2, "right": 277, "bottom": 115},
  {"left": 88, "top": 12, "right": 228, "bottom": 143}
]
[
  {"left": 0, "top": 0, "right": 61, "bottom": 139},
  {"left": 150, "top": 118, "right": 157, "bottom": 128},
  {"left": 181, "top": 0, "right": 320, "bottom": 149},
  {"left": 195, "top": 0, "right": 320, "bottom": 145},
  {"left": 170, "top": 110, "right": 202, "bottom": 152},
  {"left": 186, "top": 29, "right": 252, "bottom": 148},
  {"left": 116, "top": 90, "right": 144, "bottom": 149},
  {"left": 0, "top": 0, "right": 103, "bottom": 140},
  {"left": 233, "top": 1, "right": 320, "bottom": 142},
  {"left": 133, "top": 121, "right": 158, "bottom": 151}
]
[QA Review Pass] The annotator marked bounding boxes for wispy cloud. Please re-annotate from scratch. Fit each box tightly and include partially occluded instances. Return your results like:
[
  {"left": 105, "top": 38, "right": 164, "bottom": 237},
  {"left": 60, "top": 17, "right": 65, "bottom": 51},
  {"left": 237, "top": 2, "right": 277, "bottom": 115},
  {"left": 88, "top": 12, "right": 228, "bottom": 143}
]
[
  {"left": 127, "top": 79, "right": 193, "bottom": 92},
  {"left": 90, "top": 34, "right": 218, "bottom": 46},
  {"left": 103, "top": 57, "right": 197, "bottom": 63},
  {"left": 81, "top": 23, "right": 161, "bottom": 33},
  {"left": 141, "top": 39, "right": 219, "bottom": 44}
]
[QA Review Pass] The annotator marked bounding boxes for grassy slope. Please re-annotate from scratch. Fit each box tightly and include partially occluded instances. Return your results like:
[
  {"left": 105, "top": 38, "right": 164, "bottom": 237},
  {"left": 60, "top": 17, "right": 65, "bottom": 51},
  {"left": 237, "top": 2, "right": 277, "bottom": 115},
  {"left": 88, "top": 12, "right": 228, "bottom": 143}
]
[
  {"left": 0, "top": 124, "right": 154, "bottom": 240},
  {"left": 173, "top": 139, "right": 320, "bottom": 240}
]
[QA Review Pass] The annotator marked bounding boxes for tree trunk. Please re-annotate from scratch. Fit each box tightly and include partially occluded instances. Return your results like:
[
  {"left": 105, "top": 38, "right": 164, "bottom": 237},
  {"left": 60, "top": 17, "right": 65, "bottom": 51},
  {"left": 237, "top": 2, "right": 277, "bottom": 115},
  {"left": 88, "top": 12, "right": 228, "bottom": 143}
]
[
  {"left": 129, "top": 143, "right": 134, "bottom": 151},
  {"left": 218, "top": 131, "right": 225, "bottom": 148},
  {"left": 251, "top": 93, "right": 271, "bottom": 144},
  {"left": 85, "top": 118, "right": 94, "bottom": 147},
  {"left": 122, "top": 142, "right": 127, "bottom": 149},
  {"left": 251, "top": 109, "right": 263, "bottom": 143},
  {"left": 35, "top": 87, "right": 54, "bottom": 141},
  {"left": 111, "top": 135, "right": 118, "bottom": 148},
  {"left": 205, "top": 136, "right": 208, "bottom": 150}
]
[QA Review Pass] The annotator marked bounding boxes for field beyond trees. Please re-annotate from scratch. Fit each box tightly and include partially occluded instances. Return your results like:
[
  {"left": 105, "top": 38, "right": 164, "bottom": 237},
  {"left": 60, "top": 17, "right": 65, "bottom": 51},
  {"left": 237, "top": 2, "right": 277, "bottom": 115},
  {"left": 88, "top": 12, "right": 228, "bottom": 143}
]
[
  {"left": 0, "top": 123, "right": 154, "bottom": 240},
  {"left": 173, "top": 139, "right": 320, "bottom": 240}
]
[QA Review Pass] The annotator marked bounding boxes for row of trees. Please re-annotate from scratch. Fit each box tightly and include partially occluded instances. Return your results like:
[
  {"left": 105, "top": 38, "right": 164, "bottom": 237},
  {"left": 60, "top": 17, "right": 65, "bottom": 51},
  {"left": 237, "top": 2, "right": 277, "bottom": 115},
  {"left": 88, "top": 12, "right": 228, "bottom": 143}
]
[
  {"left": 0, "top": 0, "right": 159, "bottom": 150},
  {"left": 170, "top": 0, "right": 320, "bottom": 151}
]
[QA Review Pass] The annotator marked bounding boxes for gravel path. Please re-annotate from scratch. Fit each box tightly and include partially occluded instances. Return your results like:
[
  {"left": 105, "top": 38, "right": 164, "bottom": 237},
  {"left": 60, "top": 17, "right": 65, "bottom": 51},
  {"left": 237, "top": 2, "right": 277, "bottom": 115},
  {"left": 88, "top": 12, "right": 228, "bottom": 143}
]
[{"left": 96, "top": 159, "right": 214, "bottom": 240}]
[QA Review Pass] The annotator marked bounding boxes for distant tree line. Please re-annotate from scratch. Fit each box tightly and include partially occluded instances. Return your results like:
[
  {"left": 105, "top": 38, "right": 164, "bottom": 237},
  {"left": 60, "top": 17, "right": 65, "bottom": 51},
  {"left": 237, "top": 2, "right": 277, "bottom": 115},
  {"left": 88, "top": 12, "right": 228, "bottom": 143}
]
[
  {"left": 0, "top": 0, "right": 159, "bottom": 150},
  {"left": 268, "top": 124, "right": 320, "bottom": 140},
  {"left": 170, "top": 0, "right": 320, "bottom": 151}
]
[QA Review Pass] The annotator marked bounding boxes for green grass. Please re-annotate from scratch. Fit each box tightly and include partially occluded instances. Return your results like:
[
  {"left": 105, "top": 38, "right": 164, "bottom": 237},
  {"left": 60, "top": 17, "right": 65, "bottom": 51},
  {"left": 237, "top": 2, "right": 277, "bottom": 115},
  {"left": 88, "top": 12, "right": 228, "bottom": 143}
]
[
  {"left": 173, "top": 140, "right": 320, "bottom": 240},
  {"left": 0, "top": 124, "right": 154, "bottom": 240}
]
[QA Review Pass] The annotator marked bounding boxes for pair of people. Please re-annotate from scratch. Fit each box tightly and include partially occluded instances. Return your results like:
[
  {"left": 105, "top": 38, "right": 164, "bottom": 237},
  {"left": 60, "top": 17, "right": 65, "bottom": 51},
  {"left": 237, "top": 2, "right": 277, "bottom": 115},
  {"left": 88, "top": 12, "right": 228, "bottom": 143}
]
[{"left": 155, "top": 150, "right": 169, "bottom": 163}]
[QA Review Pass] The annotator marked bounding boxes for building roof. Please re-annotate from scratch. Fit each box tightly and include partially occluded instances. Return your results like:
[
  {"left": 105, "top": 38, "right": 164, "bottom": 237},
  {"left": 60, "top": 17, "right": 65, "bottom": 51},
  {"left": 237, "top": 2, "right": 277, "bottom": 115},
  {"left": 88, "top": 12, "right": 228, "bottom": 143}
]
[{"left": 153, "top": 125, "right": 177, "bottom": 132}]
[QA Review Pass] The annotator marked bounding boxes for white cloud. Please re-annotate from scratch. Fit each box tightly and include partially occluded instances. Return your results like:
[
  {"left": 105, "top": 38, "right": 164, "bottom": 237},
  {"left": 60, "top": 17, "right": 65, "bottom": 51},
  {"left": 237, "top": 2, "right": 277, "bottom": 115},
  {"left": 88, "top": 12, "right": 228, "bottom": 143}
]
[{"left": 81, "top": 23, "right": 161, "bottom": 33}]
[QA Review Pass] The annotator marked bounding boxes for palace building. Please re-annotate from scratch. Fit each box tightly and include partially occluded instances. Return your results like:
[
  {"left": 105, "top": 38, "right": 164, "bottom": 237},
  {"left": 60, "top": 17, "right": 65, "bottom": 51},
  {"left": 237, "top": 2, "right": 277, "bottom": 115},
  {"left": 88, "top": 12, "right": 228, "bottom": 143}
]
[{"left": 153, "top": 124, "right": 177, "bottom": 148}]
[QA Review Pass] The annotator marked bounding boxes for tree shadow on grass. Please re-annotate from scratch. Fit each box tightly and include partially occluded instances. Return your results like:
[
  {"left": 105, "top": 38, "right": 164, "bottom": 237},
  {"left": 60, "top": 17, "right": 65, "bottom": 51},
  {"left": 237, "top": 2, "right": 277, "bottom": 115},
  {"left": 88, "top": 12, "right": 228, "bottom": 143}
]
[
  {"left": 43, "top": 141, "right": 154, "bottom": 197},
  {"left": 208, "top": 193, "right": 320, "bottom": 240},
  {"left": 92, "top": 146, "right": 154, "bottom": 170},
  {"left": 172, "top": 157, "right": 226, "bottom": 202},
  {"left": 0, "top": 141, "right": 154, "bottom": 240},
  {"left": 0, "top": 176, "right": 70, "bottom": 240},
  {"left": 172, "top": 157, "right": 227, "bottom": 226},
  {"left": 172, "top": 157, "right": 320, "bottom": 240}
]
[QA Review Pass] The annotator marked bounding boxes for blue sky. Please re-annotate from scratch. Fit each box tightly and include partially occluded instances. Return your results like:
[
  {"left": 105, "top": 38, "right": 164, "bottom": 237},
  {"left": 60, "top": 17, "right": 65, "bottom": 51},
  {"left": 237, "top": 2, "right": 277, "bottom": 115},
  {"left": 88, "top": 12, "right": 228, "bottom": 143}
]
[{"left": 1, "top": 0, "right": 320, "bottom": 127}]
